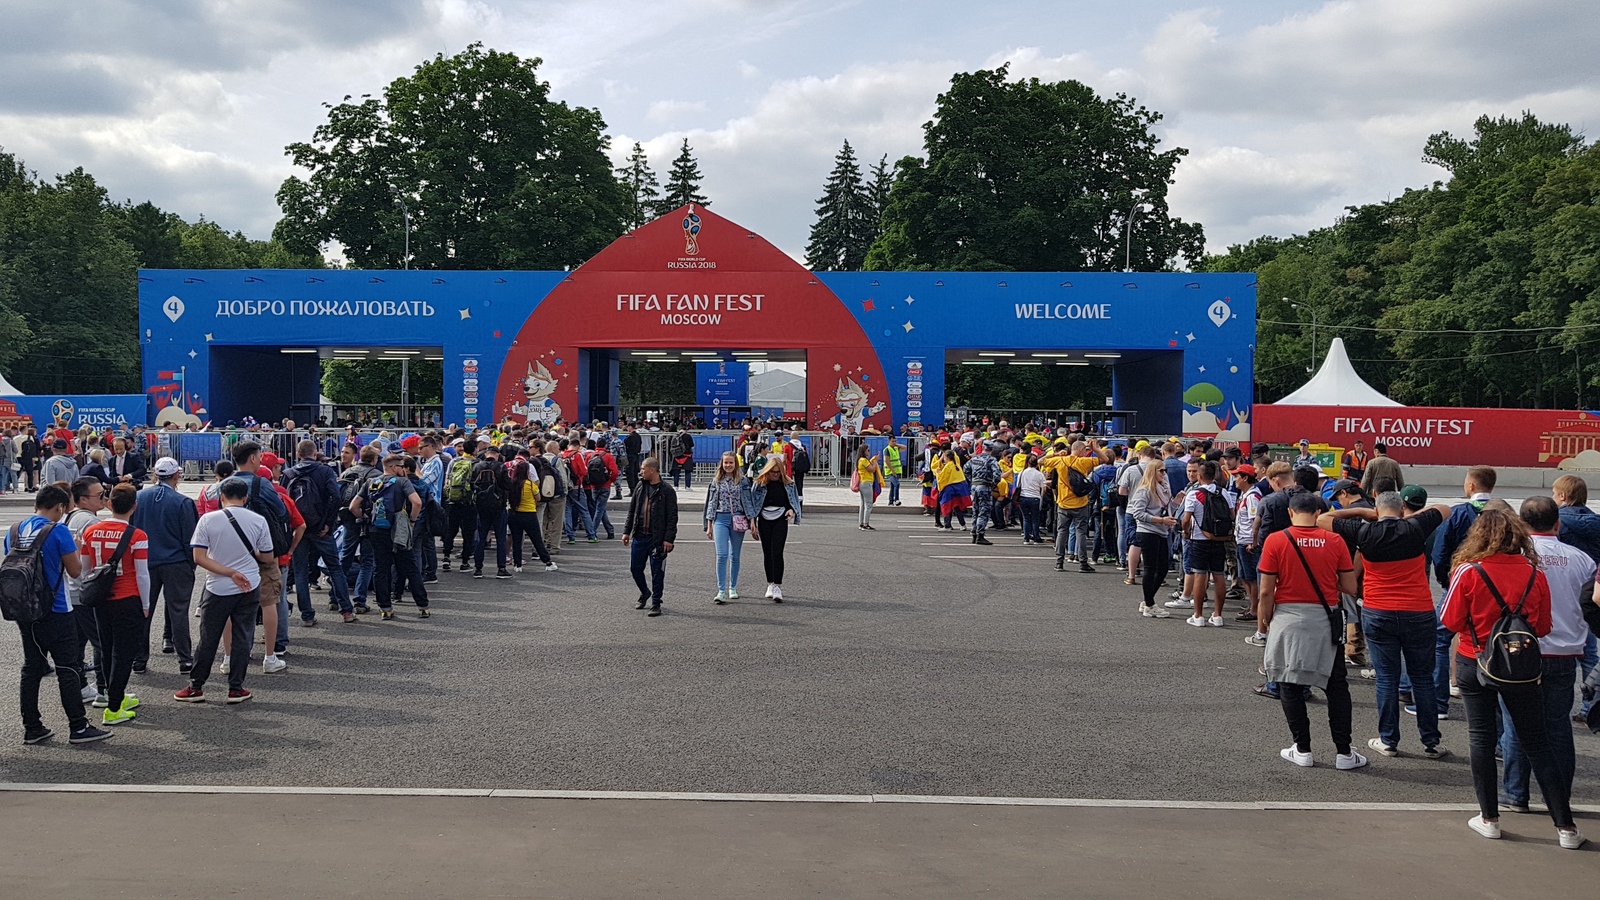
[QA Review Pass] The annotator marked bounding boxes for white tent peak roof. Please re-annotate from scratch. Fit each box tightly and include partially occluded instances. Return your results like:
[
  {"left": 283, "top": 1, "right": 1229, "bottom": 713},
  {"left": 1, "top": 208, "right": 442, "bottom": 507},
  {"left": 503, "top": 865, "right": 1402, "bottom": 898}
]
[{"left": 1274, "top": 337, "right": 1402, "bottom": 407}]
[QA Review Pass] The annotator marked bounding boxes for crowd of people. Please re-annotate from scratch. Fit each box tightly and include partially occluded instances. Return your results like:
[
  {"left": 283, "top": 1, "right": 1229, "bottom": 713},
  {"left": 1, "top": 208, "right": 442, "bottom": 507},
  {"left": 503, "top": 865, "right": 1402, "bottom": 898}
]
[{"left": 4, "top": 415, "right": 1599, "bottom": 850}]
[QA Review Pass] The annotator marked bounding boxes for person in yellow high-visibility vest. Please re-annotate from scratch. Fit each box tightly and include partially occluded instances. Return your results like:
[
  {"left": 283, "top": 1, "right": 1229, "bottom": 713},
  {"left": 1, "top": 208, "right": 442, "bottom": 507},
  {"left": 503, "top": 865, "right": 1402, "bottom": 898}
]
[{"left": 880, "top": 438, "right": 905, "bottom": 507}]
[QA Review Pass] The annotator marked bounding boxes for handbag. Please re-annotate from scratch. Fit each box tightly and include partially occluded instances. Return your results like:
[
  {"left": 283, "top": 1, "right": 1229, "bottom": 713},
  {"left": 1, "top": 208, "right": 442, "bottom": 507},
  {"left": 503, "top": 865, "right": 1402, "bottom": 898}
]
[
  {"left": 79, "top": 523, "right": 135, "bottom": 607},
  {"left": 850, "top": 469, "right": 862, "bottom": 493},
  {"left": 1288, "top": 537, "right": 1346, "bottom": 648},
  {"left": 732, "top": 514, "right": 749, "bottom": 534}
]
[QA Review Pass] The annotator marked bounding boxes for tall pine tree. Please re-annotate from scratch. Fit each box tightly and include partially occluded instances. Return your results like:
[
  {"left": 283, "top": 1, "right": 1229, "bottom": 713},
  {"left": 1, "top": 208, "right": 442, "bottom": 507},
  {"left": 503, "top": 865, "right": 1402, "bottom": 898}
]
[
  {"left": 656, "top": 138, "right": 709, "bottom": 213},
  {"left": 615, "top": 142, "right": 662, "bottom": 230},
  {"left": 804, "top": 140, "right": 875, "bottom": 271},
  {"left": 867, "top": 153, "right": 892, "bottom": 250}
]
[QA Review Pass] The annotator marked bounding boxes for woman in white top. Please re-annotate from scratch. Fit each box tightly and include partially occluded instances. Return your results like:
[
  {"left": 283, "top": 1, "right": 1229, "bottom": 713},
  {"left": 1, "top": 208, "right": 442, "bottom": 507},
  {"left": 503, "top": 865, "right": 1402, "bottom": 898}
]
[
  {"left": 1126, "top": 461, "right": 1178, "bottom": 617},
  {"left": 1015, "top": 455, "right": 1048, "bottom": 544},
  {"left": 750, "top": 458, "right": 802, "bottom": 602}
]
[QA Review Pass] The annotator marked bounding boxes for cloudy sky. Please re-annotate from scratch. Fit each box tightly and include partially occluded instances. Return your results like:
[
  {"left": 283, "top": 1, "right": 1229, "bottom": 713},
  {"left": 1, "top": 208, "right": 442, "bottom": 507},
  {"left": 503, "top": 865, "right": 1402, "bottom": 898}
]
[{"left": 2, "top": 0, "right": 1596, "bottom": 261}]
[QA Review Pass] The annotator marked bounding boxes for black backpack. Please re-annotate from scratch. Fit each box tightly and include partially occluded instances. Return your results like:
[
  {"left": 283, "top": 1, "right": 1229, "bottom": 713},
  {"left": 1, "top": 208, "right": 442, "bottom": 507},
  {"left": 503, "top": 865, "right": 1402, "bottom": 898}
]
[
  {"left": 792, "top": 443, "right": 811, "bottom": 475},
  {"left": 0, "top": 521, "right": 60, "bottom": 623},
  {"left": 247, "top": 477, "right": 292, "bottom": 556},
  {"left": 585, "top": 451, "right": 609, "bottom": 488},
  {"left": 1198, "top": 487, "right": 1236, "bottom": 539},
  {"left": 1466, "top": 563, "right": 1543, "bottom": 686},
  {"left": 287, "top": 464, "right": 334, "bottom": 535},
  {"left": 1066, "top": 464, "right": 1093, "bottom": 498},
  {"left": 470, "top": 459, "right": 505, "bottom": 510}
]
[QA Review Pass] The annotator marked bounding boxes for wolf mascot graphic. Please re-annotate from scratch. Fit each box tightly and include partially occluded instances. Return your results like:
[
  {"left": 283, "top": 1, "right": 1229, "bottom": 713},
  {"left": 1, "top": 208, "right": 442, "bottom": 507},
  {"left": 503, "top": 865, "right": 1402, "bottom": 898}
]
[
  {"left": 510, "top": 361, "right": 563, "bottom": 427},
  {"left": 832, "top": 375, "right": 885, "bottom": 435}
]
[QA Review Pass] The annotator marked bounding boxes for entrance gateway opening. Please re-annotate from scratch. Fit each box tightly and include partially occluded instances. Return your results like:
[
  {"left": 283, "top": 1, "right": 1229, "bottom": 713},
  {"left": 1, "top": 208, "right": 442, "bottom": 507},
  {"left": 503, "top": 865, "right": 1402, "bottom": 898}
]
[
  {"left": 139, "top": 206, "right": 1255, "bottom": 442},
  {"left": 204, "top": 345, "right": 444, "bottom": 429}
]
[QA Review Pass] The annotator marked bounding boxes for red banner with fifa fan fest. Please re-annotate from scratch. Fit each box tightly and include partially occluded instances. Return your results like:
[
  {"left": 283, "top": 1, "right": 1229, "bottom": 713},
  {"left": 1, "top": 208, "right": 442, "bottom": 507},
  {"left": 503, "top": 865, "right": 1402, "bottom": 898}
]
[{"left": 1253, "top": 404, "right": 1600, "bottom": 469}]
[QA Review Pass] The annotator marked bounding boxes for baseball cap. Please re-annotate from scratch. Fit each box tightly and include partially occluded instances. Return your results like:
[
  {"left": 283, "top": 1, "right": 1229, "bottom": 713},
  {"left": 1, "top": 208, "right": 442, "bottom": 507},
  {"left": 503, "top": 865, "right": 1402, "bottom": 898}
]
[
  {"left": 1298, "top": 438, "right": 1310, "bottom": 446},
  {"left": 256, "top": 466, "right": 273, "bottom": 479},
  {"left": 1400, "top": 484, "right": 1428, "bottom": 511},
  {"left": 1233, "top": 463, "right": 1257, "bottom": 477},
  {"left": 52, "top": 438, "right": 67, "bottom": 449},
  {"left": 1330, "top": 478, "right": 1362, "bottom": 497},
  {"left": 152, "top": 457, "right": 182, "bottom": 477},
  {"left": 260, "top": 452, "right": 284, "bottom": 468}
]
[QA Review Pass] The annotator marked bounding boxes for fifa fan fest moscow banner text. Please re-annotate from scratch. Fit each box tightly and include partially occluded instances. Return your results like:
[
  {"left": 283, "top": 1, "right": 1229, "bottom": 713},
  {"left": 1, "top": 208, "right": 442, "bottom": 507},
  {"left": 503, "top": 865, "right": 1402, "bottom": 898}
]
[
  {"left": 138, "top": 206, "right": 1256, "bottom": 436},
  {"left": 1255, "top": 404, "right": 1600, "bottom": 469}
]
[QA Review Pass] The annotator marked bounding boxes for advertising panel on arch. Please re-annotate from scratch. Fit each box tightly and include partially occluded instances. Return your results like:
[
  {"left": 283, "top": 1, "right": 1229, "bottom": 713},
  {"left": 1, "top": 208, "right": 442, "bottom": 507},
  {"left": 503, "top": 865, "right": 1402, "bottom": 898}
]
[{"left": 138, "top": 206, "right": 1255, "bottom": 436}]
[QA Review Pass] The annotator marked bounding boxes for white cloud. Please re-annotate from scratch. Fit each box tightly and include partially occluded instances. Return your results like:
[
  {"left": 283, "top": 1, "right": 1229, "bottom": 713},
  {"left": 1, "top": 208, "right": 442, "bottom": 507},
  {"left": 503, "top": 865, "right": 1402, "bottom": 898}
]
[{"left": 646, "top": 99, "right": 707, "bottom": 123}]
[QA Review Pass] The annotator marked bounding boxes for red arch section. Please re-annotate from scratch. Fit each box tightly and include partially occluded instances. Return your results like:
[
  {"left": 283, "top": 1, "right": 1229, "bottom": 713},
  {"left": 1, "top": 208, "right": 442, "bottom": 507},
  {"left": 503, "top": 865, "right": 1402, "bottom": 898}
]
[{"left": 495, "top": 205, "right": 889, "bottom": 430}]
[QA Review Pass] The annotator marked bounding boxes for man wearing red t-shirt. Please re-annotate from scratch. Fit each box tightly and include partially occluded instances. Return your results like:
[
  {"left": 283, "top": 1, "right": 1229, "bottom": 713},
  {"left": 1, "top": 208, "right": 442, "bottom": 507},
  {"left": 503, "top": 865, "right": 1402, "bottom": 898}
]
[
  {"left": 1322, "top": 491, "right": 1454, "bottom": 759},
  {"left": 1259, "top": 491, "right": 1363, "bottom": 770},
  {"left": 80, "top": 485, "right": 150, "bottom": 726}
]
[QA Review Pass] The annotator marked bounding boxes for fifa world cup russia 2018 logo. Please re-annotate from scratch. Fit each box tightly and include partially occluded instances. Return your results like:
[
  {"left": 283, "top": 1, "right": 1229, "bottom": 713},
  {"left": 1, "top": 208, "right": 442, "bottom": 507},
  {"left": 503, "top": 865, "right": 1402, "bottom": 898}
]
[{"left": 683, "top": 206, "right": 702, "bottom": 256}]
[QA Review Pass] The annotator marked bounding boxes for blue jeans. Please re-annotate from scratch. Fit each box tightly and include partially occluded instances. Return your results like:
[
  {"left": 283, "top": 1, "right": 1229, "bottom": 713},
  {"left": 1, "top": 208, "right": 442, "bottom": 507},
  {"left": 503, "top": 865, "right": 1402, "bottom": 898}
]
[
  {"left": 566, "top": 490, "right": 595, "bottom": 540},
  {"left": 588, "top": 489, "right": 614, "bottom": 537},
  {"left": 630, "top": 536, "right": 666, "bottom": 605},
  {"left": 293, "top": 531, "right": 350, "bottom": 618},
  {"left": 0, "top": 465, "right": 15, "bottom": 492},
  {"left": 710, "top": 511, "right": 745, "bottom": 594},
  {"left": 1021, "top": 497, "right": 1041, "bottom": 542},
  {"left": 1500, "top": 655, "right": 1578, "bottom": 807},
  {"left": 887, "top": 474, "right": 901, "bottom": 505},
  {"left": 1583, "top": 633, "right": 1597, "bottom": 715},
  {"left": 1364, "top": 609, "right": 1442, "bottom": 749},
  {"left": 1120, "top": 512, "right": 1136, "bottom": 565}
]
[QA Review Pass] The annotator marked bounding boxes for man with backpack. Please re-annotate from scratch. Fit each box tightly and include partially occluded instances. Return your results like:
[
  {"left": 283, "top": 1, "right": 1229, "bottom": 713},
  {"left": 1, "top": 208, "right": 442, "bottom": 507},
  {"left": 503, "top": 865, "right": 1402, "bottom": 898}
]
[
  {"left": 790, "top": 433, "right": 811, "bottom": 499},
  {"left": 670, "top": 427, "right": 695, "bottom": 489},
  {"left": 607, "top": 428, "right": 627, "bottom": 501},
  {"left": 3, "top": 484, "right": 111, "bottom": 744},
  {"left": 338, "top": 444, "right": 380, "bottom": 605},
  {"left": 285, "top": 440, "right": 353, "bottom": 625},
  {"left": 349, "top": 453, "right": 429, "bottom": 617},
  {"left": 1040, "top": 441, "right": 1100, "bottom": 574},
  {"left": 441, "top": 437, "right": 478, "bottom": 571},
  {"left": 586, "top": 438, "right": 620, "bottom": 540},
  {"left": 562, "top": 439, "right": 598, "bottom": 544},
  {"left": 537, "top": 439, "right": 569, "bottom": 556},
  {"left": 469, "top": 445, "right": 512, "bottom": 578},
  {"left": 1180, "top": 459, "right": 1233, "bottom": 628},
  {"left": 1423, "top": 465, "right": 1497, "bottom": 721}
]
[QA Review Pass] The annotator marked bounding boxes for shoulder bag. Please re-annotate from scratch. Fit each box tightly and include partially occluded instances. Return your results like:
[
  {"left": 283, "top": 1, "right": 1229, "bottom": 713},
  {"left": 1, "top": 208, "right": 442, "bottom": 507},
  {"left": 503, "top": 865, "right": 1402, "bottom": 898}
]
[
  {"left": 79, "top": 524, "right": 135, "bottom": 608},
  {"left": 1288, "top": 537, "right": 1346, "bottom": 648}
]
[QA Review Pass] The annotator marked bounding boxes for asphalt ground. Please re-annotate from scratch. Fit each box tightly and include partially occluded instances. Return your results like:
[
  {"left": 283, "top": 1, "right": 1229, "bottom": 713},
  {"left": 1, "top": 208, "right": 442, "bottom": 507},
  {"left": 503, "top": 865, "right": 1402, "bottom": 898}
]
[
  {"left": 0, "top": 500, "right": 1595, "bottom": 808},
  {"left": 6, "top": 792, "right": 1595, "bottom": 898}
]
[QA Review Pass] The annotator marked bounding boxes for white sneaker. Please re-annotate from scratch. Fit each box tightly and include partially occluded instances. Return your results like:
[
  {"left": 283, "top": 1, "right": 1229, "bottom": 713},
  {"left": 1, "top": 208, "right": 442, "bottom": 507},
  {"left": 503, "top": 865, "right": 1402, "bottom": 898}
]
[
  {"left": 1367, "top": 738, "right": 1399, "bottom": 757},
  {"left": 772, "top": 585, "right": 783, "bottom": 601},
  {"left": 764, "top": 584, "right": 776, "bottom": 599},
  {"left": 1186, "top": 615, "right": 1208, "bottom": 627},
  {"left": 1280, "top": 746, "right": 1313, "bottom": 767},
  {"left": 1169, "top": 589, "right": 1183, "bottom": 599},
  {"left": 1245, "top": 633, "right": 1267, "bottom": 647},
  {"left": 728, "top": 588, "right": 740, "bottom": 600},
  {"left": 1164, "top": 597, "right": 1192, "bottom": 609},
  {"left": 513, "top": 566, "right": 523, "bottom": 574},
  {"left": 1336, "top": 750, "right": 1369, "bottom": 770},
  {"left": 1559, "top": 828, "right": 1587, "bottom": 850},
  {"left": 715, "top": 590, "right": 728, "bottom": 603},
  {"left": 1208, "top": 615, "right": 1225, "bottom": 627},
  {"left": 1468, "top": 816, "right": 1501, "bottom": 840},
  {"left": 1150, "top": 605, "right": 1171, "bottom": 618},
  {"left": 80, "top": 685, "right": 97, "bottom": 704},
  {"left": 92, "top": 692, "right": 109, "bottom": 709},
  {"left": 219, "top": 656, "right": 231, "bottom": 675},
  {"left": 545, "top": 563, "right": 558, "bottom": 572},
  {"left": 262, "top": 655, "right": 287, "bottom": 675},
  {"left": 1449, "top": 685, "right": 1462, "bottom": 698}
]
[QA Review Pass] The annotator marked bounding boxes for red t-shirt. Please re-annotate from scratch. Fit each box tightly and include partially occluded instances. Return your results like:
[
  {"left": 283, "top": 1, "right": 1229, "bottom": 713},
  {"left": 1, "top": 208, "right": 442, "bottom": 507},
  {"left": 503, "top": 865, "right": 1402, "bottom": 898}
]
[
  {"left": 80, "top": 520, "right": 149, "bottom": 601},
  {"left": 1440, "top": 555, "right": 1552, "bottom": 657},
  {"left": 1258, "top": 525, "right": 1353, "bottom": 604}
]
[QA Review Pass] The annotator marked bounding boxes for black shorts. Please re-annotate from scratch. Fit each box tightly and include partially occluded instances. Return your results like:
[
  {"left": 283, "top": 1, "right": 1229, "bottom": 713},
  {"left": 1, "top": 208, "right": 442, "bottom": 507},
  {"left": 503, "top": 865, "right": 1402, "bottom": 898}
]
[{"left": 1183, "top": 539, "right": 1227, "bottom": 575}]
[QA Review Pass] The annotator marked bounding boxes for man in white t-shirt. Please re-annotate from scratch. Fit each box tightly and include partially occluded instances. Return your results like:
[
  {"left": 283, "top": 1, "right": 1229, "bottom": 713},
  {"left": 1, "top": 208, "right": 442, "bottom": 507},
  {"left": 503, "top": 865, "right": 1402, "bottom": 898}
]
[
  {"left": 1505, "top": 496, "right": 1594, "bottom": 809},
  {"left": 176, "top": 478, "right": 273, "bottom": 704}
]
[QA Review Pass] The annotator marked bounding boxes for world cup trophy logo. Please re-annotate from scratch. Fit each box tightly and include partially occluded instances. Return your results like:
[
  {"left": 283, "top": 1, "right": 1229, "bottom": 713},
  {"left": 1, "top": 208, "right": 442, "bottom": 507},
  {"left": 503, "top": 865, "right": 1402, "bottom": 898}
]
[
  {"left": 682, "top": 206, "right": 702, "bottom": 256},
  {"left": 51, "top": 398, "right": 74, "bottom": 428}
]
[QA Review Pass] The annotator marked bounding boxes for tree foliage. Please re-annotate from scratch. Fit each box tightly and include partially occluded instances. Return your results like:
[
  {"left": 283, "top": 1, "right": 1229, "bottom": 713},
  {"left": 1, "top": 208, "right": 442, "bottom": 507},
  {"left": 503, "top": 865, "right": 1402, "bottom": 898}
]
[
  {"left": 866, "top": 66, "right": 1204, "bottom": 272},
  {"left": 804, "top": 140, "right": 878, "bottom": 271},
  {"left": 321, "top": 358, "right": 442, "bottom": 405},
  {"left": 943, "top": 363, "right": 1111, "bottom": 413},
  {"left": 275, "top": 43, "right": 626, "bottom": 270},
  {"left": 616, "top": 142, "right": 662, "bottom": 230},
  {"left": 656, "top": 138, "right": 709, "bottom": 212},
  {"left": 1209, "top": 113, "right": 1600, "bottom": 408}
]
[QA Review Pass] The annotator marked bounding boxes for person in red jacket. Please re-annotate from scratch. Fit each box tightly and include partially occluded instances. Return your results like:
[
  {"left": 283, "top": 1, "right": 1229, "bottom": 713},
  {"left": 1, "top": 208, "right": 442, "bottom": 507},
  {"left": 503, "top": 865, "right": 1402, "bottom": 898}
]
[{"left": 1440, "top": 507, "right": 1584, "bottom": 849}]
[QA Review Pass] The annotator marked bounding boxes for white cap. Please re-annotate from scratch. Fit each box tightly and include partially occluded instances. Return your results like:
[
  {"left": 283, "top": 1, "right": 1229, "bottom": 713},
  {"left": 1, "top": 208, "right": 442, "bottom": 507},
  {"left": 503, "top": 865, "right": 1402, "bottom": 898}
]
[{"left": 153, "top": 457, "right": 182, "bottom": 477}]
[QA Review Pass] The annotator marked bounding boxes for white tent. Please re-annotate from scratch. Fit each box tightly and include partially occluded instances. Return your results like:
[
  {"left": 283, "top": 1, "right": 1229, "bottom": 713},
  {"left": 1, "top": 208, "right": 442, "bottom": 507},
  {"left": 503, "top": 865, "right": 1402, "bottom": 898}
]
[
  {"left": 1275, "top": 337, "right": 1403, "bottom": 407},
  {"left": 0, "top": 371, "right": 22, "bottom": 396},
  {"left": 749, "top": 364, "right": 806, "bottom": 413}
]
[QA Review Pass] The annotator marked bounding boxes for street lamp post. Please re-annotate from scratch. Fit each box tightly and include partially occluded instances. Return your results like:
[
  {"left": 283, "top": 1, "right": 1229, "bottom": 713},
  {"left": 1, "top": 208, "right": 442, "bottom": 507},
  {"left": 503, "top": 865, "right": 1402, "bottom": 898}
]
[{"left": 1290, "top": 299, "right": 1318, "bottom": 372}]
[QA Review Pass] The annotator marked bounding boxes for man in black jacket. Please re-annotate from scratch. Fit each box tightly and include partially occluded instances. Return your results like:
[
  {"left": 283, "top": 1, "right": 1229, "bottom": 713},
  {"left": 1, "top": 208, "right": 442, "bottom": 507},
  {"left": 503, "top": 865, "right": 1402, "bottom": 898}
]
[
  {"left": 622, "top": 457, "right": 677, "bottom": 616},
  {"left": 107, "top": 437, "right": 147, "bottom": 485}
]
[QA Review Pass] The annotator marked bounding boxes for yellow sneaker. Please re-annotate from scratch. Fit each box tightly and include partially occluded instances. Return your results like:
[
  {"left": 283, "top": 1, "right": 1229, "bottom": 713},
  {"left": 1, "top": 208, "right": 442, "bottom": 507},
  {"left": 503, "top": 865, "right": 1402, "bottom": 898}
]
[
  {"left": 119, "top": 694, "right": 140, "bottom": 712},
  {"left": 102, "top": 707, "right": 136, "bottom": 726}
]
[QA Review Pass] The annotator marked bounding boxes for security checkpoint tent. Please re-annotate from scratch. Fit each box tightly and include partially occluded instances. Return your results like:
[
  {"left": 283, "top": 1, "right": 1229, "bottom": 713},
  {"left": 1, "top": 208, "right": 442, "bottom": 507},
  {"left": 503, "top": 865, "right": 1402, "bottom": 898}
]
[
  {"left": 1274, "top": 338, "right": 1402, "bottom": 407},
  {"left": 0, "top": 371, "right": 22, "bottom": 395}
]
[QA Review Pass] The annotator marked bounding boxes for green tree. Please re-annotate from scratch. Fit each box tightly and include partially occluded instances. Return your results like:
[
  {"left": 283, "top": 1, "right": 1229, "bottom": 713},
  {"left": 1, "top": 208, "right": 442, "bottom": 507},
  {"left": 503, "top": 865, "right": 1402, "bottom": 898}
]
[
  {"left": 804, "top": 140, "right": 876, "bottom": 271},
  {"left": 0, "top": 155, "right": 140, "bottom": 393},
  {"left": 868, "top": 154, "right": 892, "bottom": 227},
  {"left": 616, "top": 141, "right": 662, "bottom": 230},
  {"left": 321, "top": 359, "right": 443, "bottom": 405},
  {"left": 866, "top": 66, "right": 1203, "bottom": 272},
  {"left": 656, "top": 138, "right": 709, "bottom": 212},
  {"left": 275, "top": 43, "right": 627, "bottom": 270},
  {"left": 943, "top": 363, "right": 1110, "bottom": 413}
]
